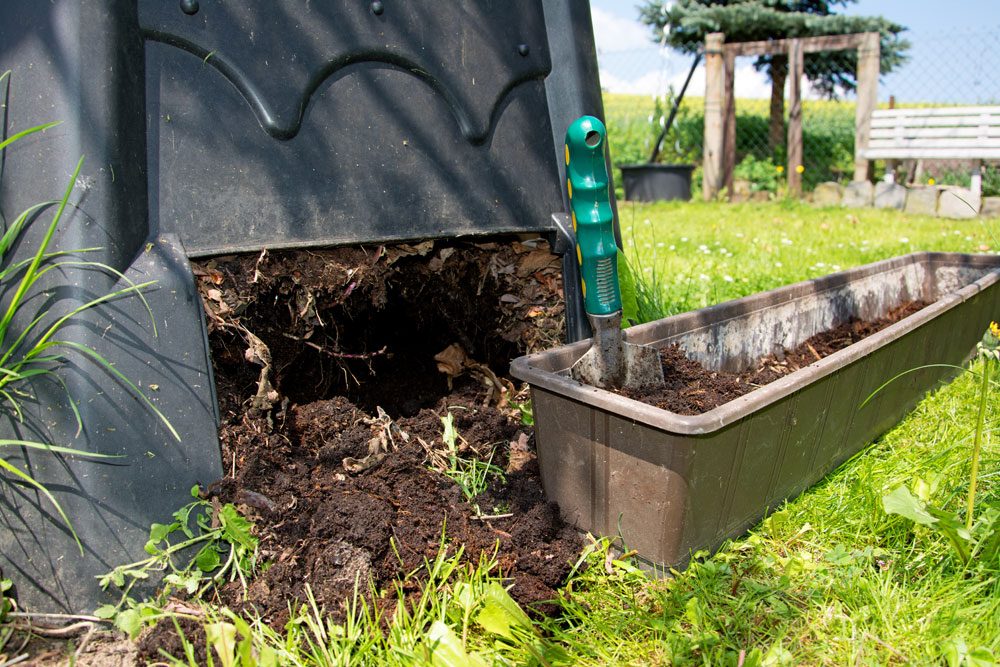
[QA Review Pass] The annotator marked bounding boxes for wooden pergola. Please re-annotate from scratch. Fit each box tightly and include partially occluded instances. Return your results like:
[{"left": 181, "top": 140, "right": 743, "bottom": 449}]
[{"left": 702, "top": 31, "right": 880, "bottom": 200}]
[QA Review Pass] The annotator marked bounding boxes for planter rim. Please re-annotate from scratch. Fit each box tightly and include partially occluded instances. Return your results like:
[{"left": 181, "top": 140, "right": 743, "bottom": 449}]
[{"left": 511, "top": 251, "right": 1000, "bottom": 436}]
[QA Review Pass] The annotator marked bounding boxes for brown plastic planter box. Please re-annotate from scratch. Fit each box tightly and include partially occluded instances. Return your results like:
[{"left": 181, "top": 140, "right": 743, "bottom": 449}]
[{"left": 511, "top": 252, "right": 1000, "bottom": 569}]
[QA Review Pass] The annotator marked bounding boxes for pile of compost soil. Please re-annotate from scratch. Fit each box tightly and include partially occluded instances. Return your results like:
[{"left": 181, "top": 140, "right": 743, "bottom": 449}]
[
  {"left": 620, "top": 300, "right": 929, "bottom": 414},
  {"left": 135, "top": 238, "right": 577, "bottom": 659}
]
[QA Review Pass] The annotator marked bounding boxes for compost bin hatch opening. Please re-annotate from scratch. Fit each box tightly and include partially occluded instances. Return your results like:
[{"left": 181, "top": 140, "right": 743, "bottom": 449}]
[{"left": 205, "top": 243, "right": 528, "bottom": 419}]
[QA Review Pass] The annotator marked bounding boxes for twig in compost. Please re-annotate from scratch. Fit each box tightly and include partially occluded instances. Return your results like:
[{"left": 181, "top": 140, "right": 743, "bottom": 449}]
[
  {"left": 470, "top": 513, "right": 514, "bottom": 521},
  {"left": 11, "top": 620, "right": 95, "bottom": 637},
  {"left": 72, "top": 623, "right": 99, "bottom": 662},
  {"left": 7, "top": 612, "right": 101, "bottom": 623},
  {"left": 807, "top": 342, "right": 822, "bottom": 362},
  {"left": 297, "top": 338, "right": 389, "bottom": 361}
]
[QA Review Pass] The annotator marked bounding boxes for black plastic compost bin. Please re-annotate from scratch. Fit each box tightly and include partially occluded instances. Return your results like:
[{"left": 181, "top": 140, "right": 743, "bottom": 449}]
[{"left": 1, "top": 0, "right": 608, "bottom": 612}]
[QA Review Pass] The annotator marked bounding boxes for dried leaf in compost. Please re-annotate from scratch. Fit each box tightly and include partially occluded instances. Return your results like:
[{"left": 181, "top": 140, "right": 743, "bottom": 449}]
[
  {"left": 434, "top": 343, "right": 468, "bottom": 379},
  {"left": 517, "top": 249, "right": 557, "bottom": 277}
]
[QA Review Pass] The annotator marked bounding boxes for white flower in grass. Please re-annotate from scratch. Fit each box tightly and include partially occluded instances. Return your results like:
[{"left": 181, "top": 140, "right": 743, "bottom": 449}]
[
  {"left": 681, "top": 237, "right": 689, "bottom": 242},
  {"left": 775, "top": 261, "right": 783, "bottom": 267},
  {"left": 699, "top": 273, "right": 709, "bottom": 281},
  {"left": 735, "top": 232, "right": 745, "bottom": 238},
  {"left": 723, "top": 275, "right": 734, "bottom": 282},
  {"left": 816, "top": 262, "right": 826, "bottom": 268},
  {"left": 698, "top": 244, "right": 708, "bottom": 251},
  {"left": 781, "top": 238, "right": 793, "bottom": 246},
  {"left": 644, "top": 267, "right": 653, "bottom": 273},
  {"left": 644, "top": 243, "right": 652, "bottom": 249},
  {"left": 966, "top": 236, "right": 973, "bottom": 241},
  {"left": 718, "top": 247, "right": 727, "bottom": 254},
  {"left": 899, "top": 237, "right": 910, "bottom": 244},
  {"left": 669, "top": 245, "right": 676, "bottom": 250},
  {"left": 643, "top": 219, "right": 651, "bottom": 225},
  {"left": 832, "top": 265, "right": 841, "bottom": 271}
]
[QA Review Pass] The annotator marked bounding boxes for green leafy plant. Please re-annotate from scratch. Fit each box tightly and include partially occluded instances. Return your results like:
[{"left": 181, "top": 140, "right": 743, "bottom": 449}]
[
  {"left": 96, "top": 486, "right": 258, "bottom": 637},
  {"left": 733, "top": 154, "right": 782, "bottom": 194},
  {"left": 509, "top": 399, "right": 534, "bottom": 426},
  {"left": 438, "top": 412, "right": 504, "bottom": 511},
  {"left": 874, "top": 322, "right": 1000, "bottom": 567}
]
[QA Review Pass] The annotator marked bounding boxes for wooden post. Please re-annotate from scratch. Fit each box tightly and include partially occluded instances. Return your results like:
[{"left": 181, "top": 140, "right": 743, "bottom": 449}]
[
  {"left": 723, "top": 50, "right": 737, "bottom": 199},
  {"left": 703, "top": 32, "right": 725, "bottom": 201},
  {"left": 786, "top": 38, "right": 803, "bottom": 197},
  {"left": 853, "top": 31, "right": 880, "bottom": 182}
]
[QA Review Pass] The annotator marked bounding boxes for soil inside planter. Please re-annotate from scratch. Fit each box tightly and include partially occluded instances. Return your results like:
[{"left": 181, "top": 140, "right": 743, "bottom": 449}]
[
  {"left": 619, "top": 300, "right": 929, "bottom": 415},
  {"left": 135, "top": 239, "right": 579, "bottom": 658}
]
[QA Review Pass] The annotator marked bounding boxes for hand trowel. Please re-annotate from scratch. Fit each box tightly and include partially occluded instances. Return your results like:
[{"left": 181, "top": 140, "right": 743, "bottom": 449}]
[{"left": 565, "top": 115, "right": 665, "bottom": 391}]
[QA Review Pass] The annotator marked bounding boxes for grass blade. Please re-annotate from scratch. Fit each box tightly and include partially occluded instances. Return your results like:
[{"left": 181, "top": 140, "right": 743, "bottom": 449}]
[
  {"left": 859, "top": 363, "right": 973, "bottom": 409},
  {"left": 0, "top": 156, "right": 83, "bottom": 346},
  {"left": 0, "top": 439, "right": 121, "bottom": 458},
  {"left": 0, "top": 456, "right": 83, "bottom": 553},
  {"left": 48, "top": 340, "right": 180, "bottom": 442},
  {"left": 0, "top": 121, "right": 61, "bottom": 153}
]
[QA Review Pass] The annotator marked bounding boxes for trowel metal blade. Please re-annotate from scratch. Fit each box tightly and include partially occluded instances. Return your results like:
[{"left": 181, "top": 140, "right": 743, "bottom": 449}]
[{"left": 571, "top": 341, "right": 665, "bottom": 391}]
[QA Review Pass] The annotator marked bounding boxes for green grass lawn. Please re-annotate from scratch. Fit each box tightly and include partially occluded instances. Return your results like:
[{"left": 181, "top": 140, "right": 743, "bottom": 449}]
[
  {"left": 12, "top": 202, "right": 998, "bottom": 666},
  {"left": 619, "top": 199, "right": 997, "bottom": 320}
]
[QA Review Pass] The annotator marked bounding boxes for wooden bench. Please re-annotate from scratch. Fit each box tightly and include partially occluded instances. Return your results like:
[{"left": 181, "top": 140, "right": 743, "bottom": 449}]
[{"left": 860, "top": 106, "right": 1000, "bottom": 197}]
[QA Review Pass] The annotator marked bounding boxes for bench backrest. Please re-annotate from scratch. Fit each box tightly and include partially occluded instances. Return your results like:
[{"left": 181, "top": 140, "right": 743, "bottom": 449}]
[{"left": 863, "top": 106, "right": 1000, "bottom": 159}]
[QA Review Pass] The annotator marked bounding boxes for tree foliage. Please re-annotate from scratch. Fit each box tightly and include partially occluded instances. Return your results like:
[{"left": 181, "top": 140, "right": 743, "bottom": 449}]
[{"left": 639, "top": 0, "right": 909, "bottom": 98}]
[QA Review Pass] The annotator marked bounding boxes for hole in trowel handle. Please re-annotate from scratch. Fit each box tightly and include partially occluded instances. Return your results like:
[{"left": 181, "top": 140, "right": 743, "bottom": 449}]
[{"left": 585, "top": 130, "right": 601, "bottom": 148}]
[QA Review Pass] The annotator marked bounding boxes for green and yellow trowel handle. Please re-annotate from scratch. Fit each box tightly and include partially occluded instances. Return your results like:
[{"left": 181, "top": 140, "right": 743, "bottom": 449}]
[{"left": 565, "top": 116, "right": 621, "bottom": 317}]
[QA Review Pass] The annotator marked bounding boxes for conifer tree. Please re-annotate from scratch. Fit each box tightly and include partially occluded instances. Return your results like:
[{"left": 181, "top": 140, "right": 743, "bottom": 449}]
[{"left": 639, "top": 0, "right": 908, "bottom": 151}]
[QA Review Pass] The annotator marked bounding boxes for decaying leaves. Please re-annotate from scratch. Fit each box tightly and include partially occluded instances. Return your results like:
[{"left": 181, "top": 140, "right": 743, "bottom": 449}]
[
  {"left": 343, "top": 407, "right": 410, "bottom": 473},
  {"left": 434, "top": 343, "right": 514, "bottom": 408}
]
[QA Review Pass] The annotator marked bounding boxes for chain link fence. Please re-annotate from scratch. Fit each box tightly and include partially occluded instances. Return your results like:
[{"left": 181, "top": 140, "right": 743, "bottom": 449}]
[{"left": 599, "top": 27, "right": 1000, "bottom": 198}]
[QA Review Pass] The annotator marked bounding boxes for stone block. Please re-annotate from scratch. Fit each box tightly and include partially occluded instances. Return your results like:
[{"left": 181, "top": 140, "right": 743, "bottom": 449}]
[
  {"left": 981, "top": 197, "right": 1000, "bottom": 219},
  {"left": 842, "top": 180, "right": 874, "bottom": 208},
  {"left": 874, "top": 181, "right": 907, "bottom": 210},
  {"left": 904, "top": 186, "right": 940, "bottom": 216},
  {"left": 938, "top": 187, "right": 981, "bottom": 219},
  {"left": 731, "top": 179, "right": 751, "bottom": 203},
  {"left": 812, "top": 181, "right": 844, "bottom": 206}
]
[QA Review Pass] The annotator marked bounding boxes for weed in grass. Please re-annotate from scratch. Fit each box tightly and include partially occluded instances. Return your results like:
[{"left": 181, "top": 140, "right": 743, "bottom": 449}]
[
  {"left": 872, "top": 323, "right": 1000, "bottom": 571},
  {"left": 96, "top": 485, "right": 258, "bottom": 638}
]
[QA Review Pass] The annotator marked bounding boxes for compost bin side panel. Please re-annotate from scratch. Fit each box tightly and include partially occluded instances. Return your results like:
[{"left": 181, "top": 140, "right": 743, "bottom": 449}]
[
  {"left": 0, "top": 1, "right": 220, "bottom": 612},
  {"left": 139, "top": 1, "right": 566, "bottom": 256}
]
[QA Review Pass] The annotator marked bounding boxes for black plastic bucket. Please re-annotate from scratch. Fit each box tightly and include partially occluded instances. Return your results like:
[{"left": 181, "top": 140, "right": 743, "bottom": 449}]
[{"left": 621, "top": 164, "right": 695, "bottom": 202}]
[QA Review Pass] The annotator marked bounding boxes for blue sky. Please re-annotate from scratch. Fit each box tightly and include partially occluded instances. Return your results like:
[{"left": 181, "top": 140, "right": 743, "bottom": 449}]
[{"left": 590, "top": 1, "right": 1000, "bottom": 103}]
